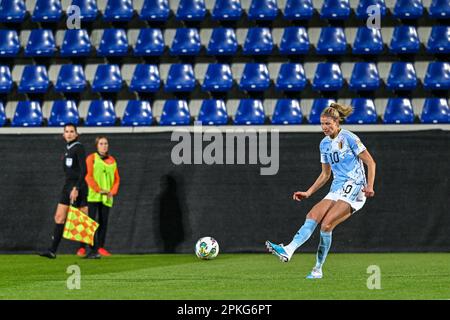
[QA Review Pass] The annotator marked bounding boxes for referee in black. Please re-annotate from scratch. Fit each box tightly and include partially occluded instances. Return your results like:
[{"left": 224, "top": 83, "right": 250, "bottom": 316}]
[{"left": 40, "top": 123, "right": 89, "bottom": 259}]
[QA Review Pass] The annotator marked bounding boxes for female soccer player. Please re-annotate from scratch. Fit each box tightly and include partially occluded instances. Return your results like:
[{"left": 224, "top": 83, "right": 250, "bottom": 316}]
[
  {"left": 266, "top": 103, "right": 376, "bottom": 279},
  {"left": 77, "top": 136, "right": 120, "bottom": 258},
  {"left": 40, "top": 123, "right": 88, "bottom": 259}
]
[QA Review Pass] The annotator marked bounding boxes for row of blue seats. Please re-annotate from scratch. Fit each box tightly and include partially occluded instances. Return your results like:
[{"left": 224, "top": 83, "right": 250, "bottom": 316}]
[
  {"left": 3, "top": 97, "right": 449, "bottom": 127},
  {"left": 1, "top": 0, "right": 449, "bottom": 22}
]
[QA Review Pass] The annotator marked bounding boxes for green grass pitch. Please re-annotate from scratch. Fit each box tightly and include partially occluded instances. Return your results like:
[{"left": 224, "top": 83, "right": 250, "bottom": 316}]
[{"left": 0, "top": 253, "right": 449, "bottom": 299}]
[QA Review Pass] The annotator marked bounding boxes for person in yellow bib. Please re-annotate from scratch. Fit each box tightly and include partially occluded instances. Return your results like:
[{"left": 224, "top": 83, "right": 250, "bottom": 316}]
[{"left": 78, "top": 136, "right": 120, "bottom": 258}]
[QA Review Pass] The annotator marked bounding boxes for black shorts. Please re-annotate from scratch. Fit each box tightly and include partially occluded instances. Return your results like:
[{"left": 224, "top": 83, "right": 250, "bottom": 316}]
[{"left": 59, "top": 182, "right": 88, "bottom": 208}]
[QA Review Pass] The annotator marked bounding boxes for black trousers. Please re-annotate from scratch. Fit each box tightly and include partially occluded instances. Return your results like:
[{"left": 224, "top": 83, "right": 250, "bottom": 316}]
[{"left": 80, "top": 202, "right": 110, "bottom": 250}]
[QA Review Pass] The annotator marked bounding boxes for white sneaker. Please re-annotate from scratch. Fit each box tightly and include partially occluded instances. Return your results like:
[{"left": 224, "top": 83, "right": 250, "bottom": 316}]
[{"left": 306, "top": 267, "right": 323, "bottom": 279}]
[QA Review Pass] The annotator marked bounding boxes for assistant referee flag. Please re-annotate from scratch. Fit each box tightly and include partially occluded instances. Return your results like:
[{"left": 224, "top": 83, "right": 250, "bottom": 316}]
[{"left": 63, "top": 206, "right": 99, "bottom": 246}]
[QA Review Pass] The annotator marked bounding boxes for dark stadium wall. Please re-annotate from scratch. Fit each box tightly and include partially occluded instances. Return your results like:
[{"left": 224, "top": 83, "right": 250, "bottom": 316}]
[{"left": 0, "top": 130, "right": 449, "bottom": 253}]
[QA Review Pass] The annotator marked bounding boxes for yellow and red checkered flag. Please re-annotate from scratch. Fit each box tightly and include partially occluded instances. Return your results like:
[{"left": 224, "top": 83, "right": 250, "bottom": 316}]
[{"left": 63, "top": 206, "right": 99, "bottom": 246}]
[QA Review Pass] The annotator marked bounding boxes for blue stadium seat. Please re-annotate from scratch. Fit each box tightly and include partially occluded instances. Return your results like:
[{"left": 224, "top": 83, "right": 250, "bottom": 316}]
[
  {"left": 129, "top": 64, "right": 161, "bottom": 92},
  {"left": 271, "top": 99, "right": 303, "bottom": 124},
  {"left": 0, "top": 66, "right": 13, "bottom": 93},
  {"left": 0, "top": 30, "right": 20, "bottom": 57},
  {"left": 212, "top": 0, "right": 242, "bottom": 20},
  {"left": 345, "top": 98, "right": 377, "bottom": 124},
  {"left": 356, "top": 0, "right": 386, "bottom": 19},
  {"left": 176, "top": 0, "right": 206, "bottom": 21},
  {"left": 349, "top": 62, "right": 380, "bottom": 91},
  {"left": 85, "top": 100, "right": 117, "bottom": 126},
  {"left": 140, "top": 0, "right": 170, "bottom": 20},
  {"left": 275, "top": 63, "right": 307, "bottom": 91},
  {"left": 91, "top": 64, "right": 123, "bottom": 92},
  {"left": 70, "top": 0, "right": 99, "bottom": 21},
  {"left": 170, "top": 28, "right": 201, "bottom": 56},
  {"left": 97, "top": 29, "right": 128, "bottom": 56},
  {"left": 321, "top": 0, "right": 351, "bottom": 20},
  {"left": 164, "top": 64, "right": 196, "bottom": 92},
  {"left": 423, "top": 62, "right": 450, "bottom": 90},
  {"left": 32, "top": 0, "right": 62, "bottom": 22},
  {"left": 389, "top": 26, "right": 420, "bottom": 54},
  {"left": 0, "top": 102, "right": 6, "bottom": 126},
  {"left": 429, "top": 0, "right": 450, "bottom": 19},
  {"left": 312, "top": 63, "right": 343, "bottom": 91},
  {"left": 60, "top": 29, "right": 92, "bottom": 56},
  {"left": 279, "top": 27, "right": 310, "bottom": 55},
  {"left": 121, "top": 100, "right": 153, "bottom": 126},
  {"left": 316, "top": 27, "right": 347, "bottom": 55},
  {"left": 309, "top": 99, "right": 336, "bottom": 124},
  {"left": 283, "top": 0, "right": 314, "bottom": 20},
  {"left": 18, "top": 65, "right": 50, "bottom": 93},
  {"left": 386, "top": 62, "right": 417, "bottom": 91},
  {"left": 198, "top": 99, "right": 228, "bottom": 125},
  {"left": 393, "top": 0, "right": 423, "bottom": 19},
  {"left": 239, "top": 63, "right": 271, "bottom": 92},
  {"left": 12, "top": 101, "right": 43, "bottom": 127},
  {"left": 383, "top": 98, "right": 414, "bottom": 124},
  {"left": 421, "top": 98, "right": 450, "bottom": 123},
  {"left": 48, "top": 100, "right": 79, "bottom": 126},
  {"left": 427, "top": 26, "right": 450, "bottom": 54},
  {"left": 0, "top": 0, "right": 26, "bottom": 22},
  {"left": 103, "top": 0, "right": 134, "bottom": 21},
  {"left": 133, "top": 28, "right": 165, "bottom": 56},
  {"left": 248, "top": 0, "right": 278, "bottom": 20},
  {"left": 352, "top": 27, "right": 384, "bottom": 54},
  {"left": 243, "top": 28, "right": 274, "bottom": 55},
  {"left": 207, "top": 28, "right": 238, "bottom": 55},
  {"left": 159, "top": 100, "right": 191, "bottom": 126},
  {"left": 234, "top": 99, "right": 266, "bottom": 125},
  {"left": 25, "top": 29, "right": 56, "bottom": 57},
  {"left": 202, "top": 64, "right": 233, "bottom": 92},
  {"left": 55, "top": 65, "right": 87, "bottom": 93}
]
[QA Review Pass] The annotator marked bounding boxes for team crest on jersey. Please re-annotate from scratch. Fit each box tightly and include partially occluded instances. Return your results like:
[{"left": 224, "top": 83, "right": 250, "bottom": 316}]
[{"left": 338, "top": 140, "right": 343, "bottom": 149}]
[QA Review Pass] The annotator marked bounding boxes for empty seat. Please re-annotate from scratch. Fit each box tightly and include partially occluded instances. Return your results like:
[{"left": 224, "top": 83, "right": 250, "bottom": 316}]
[
  {"left": 383, "top": 98, "right": 414, "bottom": 124},
  {"left": 345, "top": 98, "right": 377, "bottom": 124},
  {"left": 234, "top": 99, "right": 266, "bottom": 125},
  {"left": 248, "top": 0, "right": 278, "bottom": 20},
  {"left": 386, "top": 62, "right": 417, "bottom": 90},
  {"left": 12, "top": 101, "right": 43, "bottom": 127},
  {"left": 91, "top": 64, "right": 123, "bottom": 92},
  {"left": 352, "top": 27, "right": 384, "bottom": 54},
  {"left": 60, "top": 29, "right": 92, "bottom": 56},
  {"left": 129, "top": 64, "right": 161, "bottom": 92},
  {"left": 309, "top": 98, "right": 336, "bottom": 124},
  {"left": 122, "top": 100, "right": 153, "bottom": 126},
  {"left": 140, "top": 0, "right": 170, "bottom": 21},
  {"left": 55, "top": 65, "right": 87, "bottom": 93},
  {"left": 18, "top": 65, "right": 50, "bottom": 93},
  {"left": 176, "top": 0, "right": 207, "bottom": 21},
  {"left": 271, "top": 99, "right": 303, "bottom": 124},
  {"left": 312, "top": 63, "right": 343, "bottom": 91},
  {"left": 207, "top": 28, "right": 238, "bottom": 55},
  {"left": 316, "top": 27, "right": 347, "bottom": 55},
  {"left": 198, "top": 100, "right": 228, "bottom": 125},
  {"left": 243, "top": 28, "right": 274, "bottom": 55},
  {"left": 170, "top": 28, "right": 201, "bottom": 56},
  {"left": 202, "top": 64, "right": 233, "bottom": 92},
  {"left": 70, "top": 0, "right": 99, "bottom": 21},
  {"left": 25, "top": 29, "right": 56, "bottom": 57},
  {"left": 164, "top": 64, "right": 196, "bottom": 92},
  {"left": 283, "top": 0, "right": 313, "bottom": 20},
  {"left": 159, "top": 100, "right": 191, "bottom": 125},
  {"left": 423, "top": 62, "right": 450, "bottom": 90},
  {"left": 429, "top": 0, "right": 450, "bottom": 19},
  {"left": 275, "top": 63, "right": 307, "bottom": 91},
  {"left": 133, "top": 28, "right": 165, "bottom": 56},
  {"left": 239, "top": 63, "right": 271, "bottom": 92},
  {"left": 356, "top": 0, "right": 387, "bottom": 19},
  {"left": 279, "top": 27, "right": 310, "bottom": 55},
  {"left": 0, "top": 0, "right": 26, "bottom": 22},
  {"left": 427, "top": 26, "right": 450, "bottom": 54},
  {"left": 349, "top": 62, "right": 380, "bottom": 91},
  {"left": 48, "top": 100, "right": 79, "bottom": 126},
  {"left": 321, "top": 0, "right": 351, "bottom": 20},
  {"left": 212, "top": 0, "right": 242, "bottom": 20},
  {"left": 0, "top": 102, "right": 6, "bottom": 126},
  {"left": 393, "top": 0, "right": 423, "bottom": 19},
  {"left": 103, "top": 0, "right": 134, "bottom": 21},
  {"left": 85, "top": 100, "right": 116, "bottom": 126},
  {"left": 0, "top": 30, "right": 20, "bottom": 57},
  {"left": 421, "top": 98, "right": 450, "bottom": 123},
  {"left": 97, "top": 29, "right": 129, "bottom": 56},
  {"left": 389, "top": 26, "right": 420, "bottom": 54},
  {"left": 0, "top": 66, "right": 13, "bottom": 93},
  {"left": 32, "top": 0, "right": 62, "bottom": 22}
]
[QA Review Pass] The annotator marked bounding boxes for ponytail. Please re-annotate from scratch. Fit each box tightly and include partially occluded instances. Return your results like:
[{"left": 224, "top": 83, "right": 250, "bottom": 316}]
[{"left": 321, "top": 103, "right": 353, "bottom": 123}]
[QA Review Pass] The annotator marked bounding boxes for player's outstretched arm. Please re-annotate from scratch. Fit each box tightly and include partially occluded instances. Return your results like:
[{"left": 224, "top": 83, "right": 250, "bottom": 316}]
[
  {"left": 359, "top": 150, "right": 376, "bottom": 198},
  {"left": 293, "top": 163, "right": 331, "bottom": 201}
]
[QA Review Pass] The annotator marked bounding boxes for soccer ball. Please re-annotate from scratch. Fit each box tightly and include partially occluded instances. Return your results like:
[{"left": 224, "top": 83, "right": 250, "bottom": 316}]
[{"left": 195, "top": 237, "right": 219, "bottom": 260}]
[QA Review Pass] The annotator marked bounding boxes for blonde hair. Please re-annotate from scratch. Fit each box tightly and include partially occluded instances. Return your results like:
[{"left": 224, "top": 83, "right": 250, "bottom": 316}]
[{"left": 321, "top": 103, "right": 353, "bottom": 123}]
